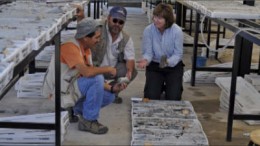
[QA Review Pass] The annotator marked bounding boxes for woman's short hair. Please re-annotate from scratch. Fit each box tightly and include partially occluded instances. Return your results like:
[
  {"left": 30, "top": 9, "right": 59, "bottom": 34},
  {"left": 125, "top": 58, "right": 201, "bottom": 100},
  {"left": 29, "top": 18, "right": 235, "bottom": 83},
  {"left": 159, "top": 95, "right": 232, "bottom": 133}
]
[{"left": 153, "top": 3, "right": 175, "bottom": 29}]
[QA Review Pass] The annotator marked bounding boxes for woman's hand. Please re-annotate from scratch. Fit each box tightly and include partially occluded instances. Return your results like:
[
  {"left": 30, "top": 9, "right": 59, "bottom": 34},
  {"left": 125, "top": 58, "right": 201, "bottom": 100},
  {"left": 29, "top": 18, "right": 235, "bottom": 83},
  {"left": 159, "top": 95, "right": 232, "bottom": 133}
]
[{"left": 137, "top": 59, "right": 148, "bottom": 69}]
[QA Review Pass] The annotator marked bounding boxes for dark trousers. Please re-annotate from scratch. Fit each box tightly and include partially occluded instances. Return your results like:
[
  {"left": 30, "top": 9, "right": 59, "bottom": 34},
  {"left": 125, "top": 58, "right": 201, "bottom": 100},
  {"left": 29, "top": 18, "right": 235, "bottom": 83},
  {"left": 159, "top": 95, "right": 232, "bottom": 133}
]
[
  {"left": 103, "top": 62, "right": 137, "bottom": 98},
  {"left": 104, "top": 62, "right": 138, "bottom": 82},
  {"left": 144, "top": 61, "right": 184, "bottom": 100}
]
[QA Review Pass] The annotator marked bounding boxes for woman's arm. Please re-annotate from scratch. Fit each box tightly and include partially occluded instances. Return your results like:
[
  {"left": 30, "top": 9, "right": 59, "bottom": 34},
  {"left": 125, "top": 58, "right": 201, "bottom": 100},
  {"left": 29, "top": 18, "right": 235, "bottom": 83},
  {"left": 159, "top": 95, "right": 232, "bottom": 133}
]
[
  {"left": 167, "top": 27, "right": 184, "bottom": 67},
  {"left": 141, "top": 26, "right": 153, "bottom": 64}
]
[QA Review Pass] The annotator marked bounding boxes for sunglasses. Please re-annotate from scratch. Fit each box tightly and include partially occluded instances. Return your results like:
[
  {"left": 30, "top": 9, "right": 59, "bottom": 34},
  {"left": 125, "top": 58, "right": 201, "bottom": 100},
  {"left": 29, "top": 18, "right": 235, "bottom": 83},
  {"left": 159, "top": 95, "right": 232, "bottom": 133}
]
[{"left": 112, "top": 18, "right": 124, "bottom": 25}]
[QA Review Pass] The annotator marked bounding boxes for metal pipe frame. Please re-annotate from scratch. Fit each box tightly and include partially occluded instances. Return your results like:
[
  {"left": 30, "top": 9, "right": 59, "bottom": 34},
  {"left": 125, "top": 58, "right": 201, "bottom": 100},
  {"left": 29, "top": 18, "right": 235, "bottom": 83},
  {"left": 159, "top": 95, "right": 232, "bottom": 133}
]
[
  {"left": 0, "top": 31, "right": 61, "bottom": 146},
  {"left": 214, "top": 24, "right": 221, "bottom": 59},
  {"left": 192, "top": 9, "right": 260, "bottom": 144},
  {"left": 212, "top": 18, "right": 260, "bottom": 46},
  {"left": 88, "top": 1, "right": 91, "bottom": 17},
  {"left": 189, "top": 17, "right": 260, "bottom": 79},
  {"left": 0, "top": 16, "right": 77, "bottom": 146},
  {"left": 206, "top": 19, "right": 212, "bottom": 57},
  {"left": 226, "top": 0, "right": 258, "bottom": 141},
  {"left": 176, "top": 0, "right": 260, "bottom": 142},
  {"left": 54, "top": 32, "right": 61, "bottom": 146},
  {"left": 191, "top": 12, "right": 200, "bottom": 86}
]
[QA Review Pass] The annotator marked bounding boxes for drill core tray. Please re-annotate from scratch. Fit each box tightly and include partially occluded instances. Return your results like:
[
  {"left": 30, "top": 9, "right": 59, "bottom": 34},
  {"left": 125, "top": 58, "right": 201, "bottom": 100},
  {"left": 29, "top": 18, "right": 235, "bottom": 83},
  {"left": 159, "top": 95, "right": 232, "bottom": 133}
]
[
  {"left": 177, "top": 0, "right": 260, "bottom": 19},
  {"left": 131, "top": 100, "right": 208, "bottom": 146}
]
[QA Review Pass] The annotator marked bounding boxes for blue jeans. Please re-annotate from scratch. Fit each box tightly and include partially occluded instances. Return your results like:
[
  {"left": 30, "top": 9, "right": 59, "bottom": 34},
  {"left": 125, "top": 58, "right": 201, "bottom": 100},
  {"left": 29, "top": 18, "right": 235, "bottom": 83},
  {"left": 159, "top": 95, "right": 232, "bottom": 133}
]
[{"left": 73, "top": 75, "right": 115, "bottom": 121}]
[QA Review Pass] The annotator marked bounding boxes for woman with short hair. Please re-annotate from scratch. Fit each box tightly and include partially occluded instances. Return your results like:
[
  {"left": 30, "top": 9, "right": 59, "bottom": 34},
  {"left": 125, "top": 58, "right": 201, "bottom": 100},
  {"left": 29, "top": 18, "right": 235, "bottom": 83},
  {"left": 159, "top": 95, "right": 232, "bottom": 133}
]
[{"left": 137, "top": 3, "right": 184, "bottom": 100}]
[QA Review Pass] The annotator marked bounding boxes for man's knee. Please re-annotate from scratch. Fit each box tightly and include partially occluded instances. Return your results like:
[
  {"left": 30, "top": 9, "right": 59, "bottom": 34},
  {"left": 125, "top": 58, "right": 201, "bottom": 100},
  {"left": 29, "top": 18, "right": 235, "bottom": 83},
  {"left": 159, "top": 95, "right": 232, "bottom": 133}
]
[
  {"left": 78, "top": 75, "right": 104, "bottom": 86},
  {"left": 165, "top": 85, "right": 183, "bottom": 100},
  {"left": 95, "top": 74, "right": 104, "bottom": 84}
]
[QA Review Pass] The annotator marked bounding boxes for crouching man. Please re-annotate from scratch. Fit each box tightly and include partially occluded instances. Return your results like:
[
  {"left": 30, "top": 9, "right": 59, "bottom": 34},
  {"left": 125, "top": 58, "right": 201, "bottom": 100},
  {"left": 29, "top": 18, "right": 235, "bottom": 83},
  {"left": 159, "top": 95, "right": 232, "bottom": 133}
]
[{"left": 43, "top": 18, "right": 126, "bottom": 134}]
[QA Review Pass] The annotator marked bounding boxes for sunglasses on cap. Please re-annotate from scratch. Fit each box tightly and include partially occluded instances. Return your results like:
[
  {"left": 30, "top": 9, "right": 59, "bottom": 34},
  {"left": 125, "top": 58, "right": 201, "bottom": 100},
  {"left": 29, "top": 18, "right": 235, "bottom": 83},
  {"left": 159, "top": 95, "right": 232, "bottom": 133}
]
[{"left": 112, "top": 18, "right": 124, "bottom": 25}]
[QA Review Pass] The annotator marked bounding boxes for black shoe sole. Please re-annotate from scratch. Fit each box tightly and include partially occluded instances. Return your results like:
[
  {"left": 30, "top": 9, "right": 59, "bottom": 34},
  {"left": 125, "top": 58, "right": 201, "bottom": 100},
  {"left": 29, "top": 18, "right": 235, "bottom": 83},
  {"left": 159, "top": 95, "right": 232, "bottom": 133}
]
[
  {"left": 113, "top": 97, "right": 123, "bottom": 104},
  {"left": 78, "top": 123, "right": 108, "bottom": 134}
]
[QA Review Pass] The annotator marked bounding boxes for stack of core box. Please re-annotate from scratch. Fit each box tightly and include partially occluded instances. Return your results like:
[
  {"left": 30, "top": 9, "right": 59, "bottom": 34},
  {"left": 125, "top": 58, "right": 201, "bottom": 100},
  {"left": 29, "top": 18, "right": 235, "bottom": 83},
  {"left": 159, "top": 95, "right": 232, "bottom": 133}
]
[
  {"left": 215, "top": 77, "right": 260, "bottom": 125},
  {"left": 15, "top": 73, "right": 46, "bottom": 98},
  {"left": 0, "top": 111, "right": 69, "bottom": 145}
]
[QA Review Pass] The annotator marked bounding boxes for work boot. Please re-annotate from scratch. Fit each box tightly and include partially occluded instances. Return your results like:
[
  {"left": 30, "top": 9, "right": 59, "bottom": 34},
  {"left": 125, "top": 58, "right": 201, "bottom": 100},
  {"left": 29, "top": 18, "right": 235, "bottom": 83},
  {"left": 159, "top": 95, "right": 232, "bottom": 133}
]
[
  {"left": 78, "top": 115, "right": 108, "bottom": 134},
  {"left": 113, "top": 96, "right": 122, "bottom": 104}
]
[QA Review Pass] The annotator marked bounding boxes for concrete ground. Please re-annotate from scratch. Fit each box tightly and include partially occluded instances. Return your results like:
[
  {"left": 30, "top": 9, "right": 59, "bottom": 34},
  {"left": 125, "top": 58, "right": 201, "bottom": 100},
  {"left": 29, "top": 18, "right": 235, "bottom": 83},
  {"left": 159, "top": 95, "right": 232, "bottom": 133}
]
[{"left": 0, "top": 7, "right": 260, "bottom": 146}]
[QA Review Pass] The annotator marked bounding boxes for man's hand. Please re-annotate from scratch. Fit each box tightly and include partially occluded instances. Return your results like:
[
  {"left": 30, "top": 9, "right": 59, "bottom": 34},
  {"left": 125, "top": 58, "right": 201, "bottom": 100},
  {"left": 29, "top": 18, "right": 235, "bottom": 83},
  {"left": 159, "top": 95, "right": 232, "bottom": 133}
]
[
  {"left": 137, "top": 59, "right": 148, "bottom": 69},
  {"left": 112, "top": 83, "right": 127, "bottom": 93},
  {"left": 107, "top": 67, "right": 117, "bottom": 78},
  {"left": 126, "top": 60, "right": 135, "bottom": 80},
  {"left": 117, "top": 77, "right": 130, "bottom": 84},
  {"left": 126, "top": 71, "right": 132, "bottom": 80}
]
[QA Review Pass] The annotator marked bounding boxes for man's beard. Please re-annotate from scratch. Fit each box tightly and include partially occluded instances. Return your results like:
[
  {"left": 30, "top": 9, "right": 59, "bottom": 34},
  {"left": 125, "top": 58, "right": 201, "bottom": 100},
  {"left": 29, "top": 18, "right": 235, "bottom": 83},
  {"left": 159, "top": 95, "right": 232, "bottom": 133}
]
[{"left": 109, "top": 26, "right": 121, "bottom": 35}]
